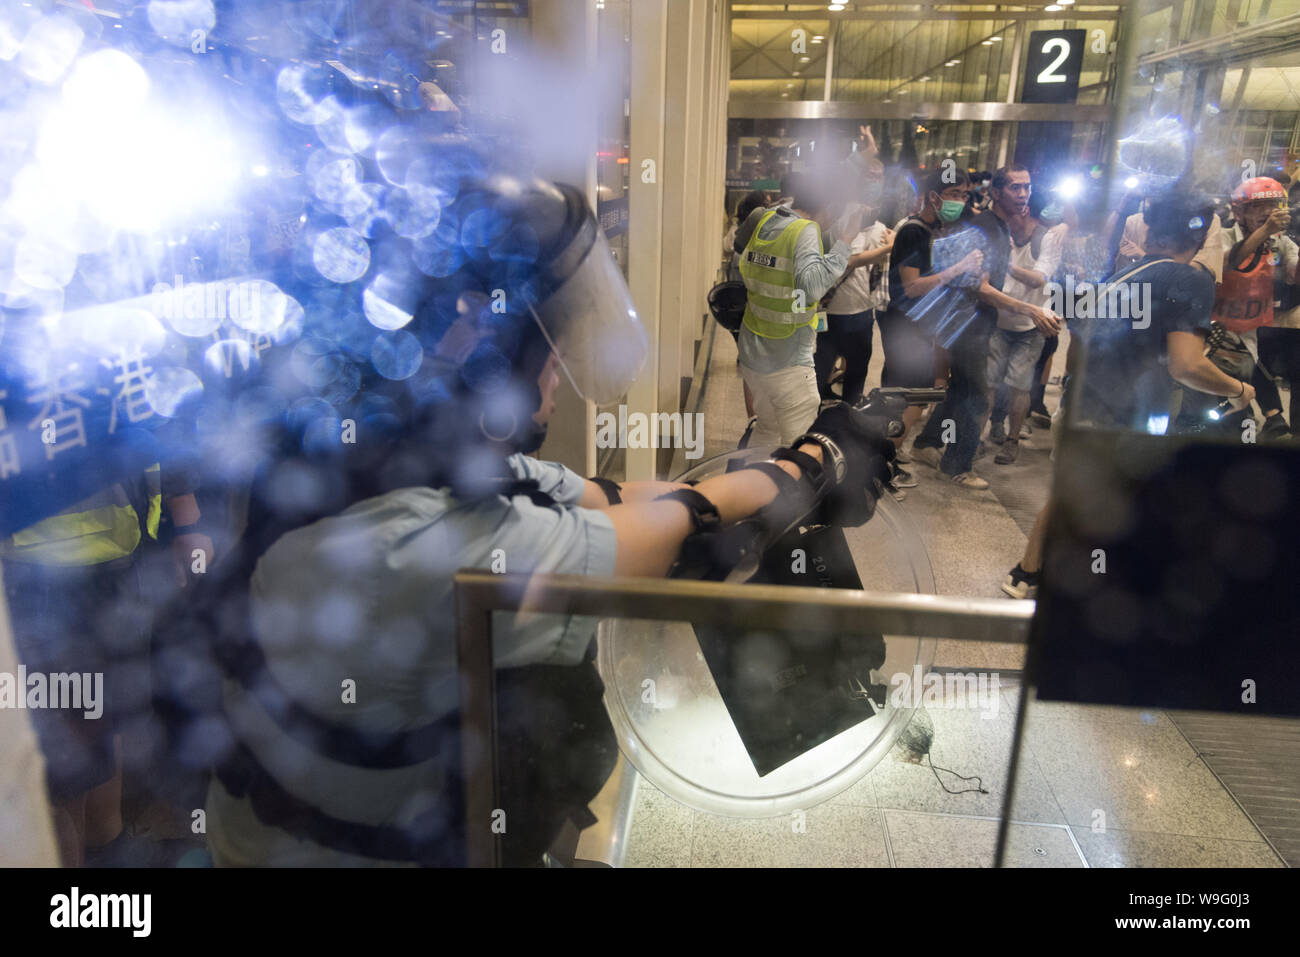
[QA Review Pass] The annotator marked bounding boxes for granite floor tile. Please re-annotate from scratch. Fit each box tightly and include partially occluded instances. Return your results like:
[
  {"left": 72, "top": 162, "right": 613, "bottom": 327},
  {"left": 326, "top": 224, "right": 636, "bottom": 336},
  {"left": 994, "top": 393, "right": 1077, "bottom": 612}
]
[
  {"left": 869, "top": 693, "right": 1066, "bottom": 825},
  {"left": 1023, "top": 711, "right": 1263, "bottom": 840},
  {"left": 689, "top": 802, "right": 890, "bottom": 867},
  {"left": 884, "top": 810, "right": 1083, "bottom": 867},
  {"left": 621, "top": 779, "right": 695, "bottom": 868},
  {"left": 1071, "top": 826, "right": 1283, "bottom": 868}
]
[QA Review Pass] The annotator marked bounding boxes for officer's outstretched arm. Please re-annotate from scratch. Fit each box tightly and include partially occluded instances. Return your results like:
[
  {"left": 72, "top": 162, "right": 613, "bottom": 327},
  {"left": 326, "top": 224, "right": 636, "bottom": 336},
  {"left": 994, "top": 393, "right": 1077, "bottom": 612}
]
[
  {"left": 603, "top": 449, "right": 823, "bottom": 578},
  {"left": 577, "top": 479, "right": 691, "bottom": 509},
  {"left": 600, "top": 399, "right": 896, "bottom": 578}
]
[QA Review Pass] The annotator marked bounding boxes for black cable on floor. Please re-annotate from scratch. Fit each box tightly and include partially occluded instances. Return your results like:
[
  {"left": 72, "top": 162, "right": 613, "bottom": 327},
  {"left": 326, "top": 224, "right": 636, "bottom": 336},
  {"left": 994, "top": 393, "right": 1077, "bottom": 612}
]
[{"left": 927, "top": 752, "right": 988, "bottom": 795}]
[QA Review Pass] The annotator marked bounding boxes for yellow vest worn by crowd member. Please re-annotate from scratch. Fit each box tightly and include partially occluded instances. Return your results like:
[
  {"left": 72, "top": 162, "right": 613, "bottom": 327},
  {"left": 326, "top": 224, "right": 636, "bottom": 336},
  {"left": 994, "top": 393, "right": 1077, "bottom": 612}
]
[
  {"left": 1, "top": 465, "right": 162, "bottom": 567},
  {"left": 738, "top": 209, "right": 827, "bottom": 339}
]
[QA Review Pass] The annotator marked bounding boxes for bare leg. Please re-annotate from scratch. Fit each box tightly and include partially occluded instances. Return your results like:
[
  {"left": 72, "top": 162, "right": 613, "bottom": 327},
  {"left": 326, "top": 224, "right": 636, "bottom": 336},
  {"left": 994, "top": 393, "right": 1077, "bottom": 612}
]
[{"left": 894, "top": 404, "right": 924, "bottom": 450}]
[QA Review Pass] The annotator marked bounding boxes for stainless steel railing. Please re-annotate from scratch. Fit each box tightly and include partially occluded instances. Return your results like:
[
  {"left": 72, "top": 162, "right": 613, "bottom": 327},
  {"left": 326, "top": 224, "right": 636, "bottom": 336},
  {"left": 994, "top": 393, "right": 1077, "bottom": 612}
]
[{"left": 454, "top": 569, "right": 1035, "bottom": 867}]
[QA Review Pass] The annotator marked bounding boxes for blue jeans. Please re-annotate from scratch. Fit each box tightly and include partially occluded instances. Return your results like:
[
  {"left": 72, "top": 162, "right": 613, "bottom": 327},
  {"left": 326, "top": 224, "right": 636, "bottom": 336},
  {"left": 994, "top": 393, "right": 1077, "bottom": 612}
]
[{"left": 914, "top": 317, "right": 993, "bottom": 476}]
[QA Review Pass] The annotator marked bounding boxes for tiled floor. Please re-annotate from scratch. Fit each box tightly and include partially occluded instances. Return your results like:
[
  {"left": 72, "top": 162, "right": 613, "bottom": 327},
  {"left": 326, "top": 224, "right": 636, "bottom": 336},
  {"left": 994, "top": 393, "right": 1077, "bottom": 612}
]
[{"left": 614, "top": 321, "right": 1285, "bottom": 868}]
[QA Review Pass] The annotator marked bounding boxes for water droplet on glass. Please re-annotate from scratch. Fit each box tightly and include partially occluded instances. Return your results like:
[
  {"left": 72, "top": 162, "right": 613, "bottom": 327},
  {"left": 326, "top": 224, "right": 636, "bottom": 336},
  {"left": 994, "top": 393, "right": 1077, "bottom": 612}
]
[
  {"left": 228, "top": 279, "right": 289, "bottom": 335},
  {"left": 145, "top": 364, "right": 203, "bottom": 416},
  {"left": 19, "top": 14, "right": 84, "bottom": 85},
  {"left": 146, "top": 0, "right": 215, "bottom": 48},
  {"left": 362, "top": 270, "right": 417, "bottom": 330},
  {"left": 14, "top": 235, "right": 77, "bottom": 290},
  {"left": 313, "top": 227, "right": 370, "bottom": 283},
  {"left": 382, "top": 186, "right": 442, "bottom": 240},
  {"left": 371, "top": 330, "right": 423, "bottom": 380},
  {"left": 276, "top": 64, "right": 333, "bottom": 126}
]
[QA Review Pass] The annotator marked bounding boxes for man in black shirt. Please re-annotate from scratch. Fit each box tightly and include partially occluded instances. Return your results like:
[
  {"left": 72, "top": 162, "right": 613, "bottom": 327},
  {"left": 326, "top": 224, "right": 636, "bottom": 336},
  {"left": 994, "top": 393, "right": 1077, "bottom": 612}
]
[
  {"left": 909, "top": 165, "right": 1060, "bottom": 488},
  {"left": 1077, "top": 188, "right": 1257, "bottom": 433},
  {"left": 1003, "top": 187, "right": 1259, "bottom": 600},
  {"left": 881, "top": 167, "right": 983, "bottom": 460}
]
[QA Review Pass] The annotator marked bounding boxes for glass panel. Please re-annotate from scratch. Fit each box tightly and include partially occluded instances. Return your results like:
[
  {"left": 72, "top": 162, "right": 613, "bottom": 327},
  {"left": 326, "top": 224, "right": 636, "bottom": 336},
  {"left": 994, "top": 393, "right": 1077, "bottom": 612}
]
[{"left": 1011, "top": 0, "right": 1300, "bottom": 872}]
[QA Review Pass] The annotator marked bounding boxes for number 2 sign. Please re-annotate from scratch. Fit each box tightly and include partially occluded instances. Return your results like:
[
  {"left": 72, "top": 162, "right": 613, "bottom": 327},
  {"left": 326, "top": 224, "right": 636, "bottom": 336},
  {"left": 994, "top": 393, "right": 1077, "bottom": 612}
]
[{"left": 1021, "top": 29, "right": 1086, "bottom": 104}]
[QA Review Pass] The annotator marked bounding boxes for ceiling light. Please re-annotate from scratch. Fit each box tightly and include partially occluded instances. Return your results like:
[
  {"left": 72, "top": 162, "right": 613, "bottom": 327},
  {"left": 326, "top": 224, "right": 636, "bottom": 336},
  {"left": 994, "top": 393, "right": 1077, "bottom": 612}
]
[
  {"left": 919, "top": 76, "right": 931, "bottom": 81},
  {"left": 812, "top": 35, "right": 825, "bottom": 42},
  {"left": 981, "top": 40, "right": 993, "bottom": 46},
  {"left": 1045, "top": 3, "right": 1063, "bottom": 9},
  {"left": 800, "top": 56, "right": 810, "bottom": 62},
  {"left": 990, "top": 36, "right": 1003, "bottom": 42},
  {"left": 828, "top": 3, "right": 846, "bottom": 11}
]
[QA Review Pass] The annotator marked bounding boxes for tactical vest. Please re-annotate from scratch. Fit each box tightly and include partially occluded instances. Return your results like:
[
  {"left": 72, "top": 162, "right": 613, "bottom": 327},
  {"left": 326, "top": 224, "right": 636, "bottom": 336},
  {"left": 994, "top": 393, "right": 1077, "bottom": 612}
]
[
  {"left": 2, "top": 464, "right": 162, "bottom": 566},
  {"left": 739, "top": 210, "right": 825, "bottom": 338}
]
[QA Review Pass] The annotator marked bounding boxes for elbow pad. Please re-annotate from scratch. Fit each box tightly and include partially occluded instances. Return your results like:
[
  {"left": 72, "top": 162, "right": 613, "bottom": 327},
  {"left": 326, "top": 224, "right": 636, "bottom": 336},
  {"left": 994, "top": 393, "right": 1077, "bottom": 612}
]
[{"left": 588, "top": 475, "right": 623, "bottom": 506}]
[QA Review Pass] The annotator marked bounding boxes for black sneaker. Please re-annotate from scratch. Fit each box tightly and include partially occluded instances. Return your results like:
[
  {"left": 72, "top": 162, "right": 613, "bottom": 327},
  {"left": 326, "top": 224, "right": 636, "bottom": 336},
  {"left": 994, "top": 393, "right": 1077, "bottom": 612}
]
[
  {"left": 1260, "top": 413, "right": 1292, "bottom": 442},
  {"left": 890, "top": 463, "right": 918, "bottom": 488},
  {"left": 1000, "top": 563, "right": 1040, "bottom": 599},
  {"left": 1029, "top": 407, "right": 1052, "bottom": 428}
]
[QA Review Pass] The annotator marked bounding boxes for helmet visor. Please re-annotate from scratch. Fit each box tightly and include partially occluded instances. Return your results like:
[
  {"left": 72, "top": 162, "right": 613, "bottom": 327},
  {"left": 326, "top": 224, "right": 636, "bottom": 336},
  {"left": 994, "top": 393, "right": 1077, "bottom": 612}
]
[{"left": 530, "top": 229, "right": 648, "bottom": 404}]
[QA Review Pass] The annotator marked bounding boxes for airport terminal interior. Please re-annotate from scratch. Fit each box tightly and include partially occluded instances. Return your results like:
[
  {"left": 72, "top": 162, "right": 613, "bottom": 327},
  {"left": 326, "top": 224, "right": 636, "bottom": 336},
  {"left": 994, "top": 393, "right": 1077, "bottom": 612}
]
[{"left": 1, "top": 0, "right": 1299, "bottom": 870}]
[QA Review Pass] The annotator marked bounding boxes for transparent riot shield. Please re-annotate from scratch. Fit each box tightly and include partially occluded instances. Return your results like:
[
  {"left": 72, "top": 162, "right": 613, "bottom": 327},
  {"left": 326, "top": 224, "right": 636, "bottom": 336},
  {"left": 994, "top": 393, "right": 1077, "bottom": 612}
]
[{"left": 597, "top": 447, "right": 937, "bottom": 817}]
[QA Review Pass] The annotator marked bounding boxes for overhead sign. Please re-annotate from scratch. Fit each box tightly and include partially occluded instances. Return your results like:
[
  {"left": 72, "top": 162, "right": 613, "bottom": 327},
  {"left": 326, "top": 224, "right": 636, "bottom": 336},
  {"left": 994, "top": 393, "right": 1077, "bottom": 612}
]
[{"left": 1021, "top": 29, "right": 1086, "bottom": 104}]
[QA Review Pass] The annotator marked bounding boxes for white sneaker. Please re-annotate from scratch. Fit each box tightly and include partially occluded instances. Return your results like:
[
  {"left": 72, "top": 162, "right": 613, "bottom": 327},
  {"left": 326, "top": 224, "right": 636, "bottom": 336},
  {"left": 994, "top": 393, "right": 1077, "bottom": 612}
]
[
  {"left": 950, "top": 471, "right": 990, "bottom": 490},
  {"left": 1000, "top": 564, "right": 1040, "bottom": 599},
  {"left": 894, "top": 446, "right": 913, "bottom": 465}
]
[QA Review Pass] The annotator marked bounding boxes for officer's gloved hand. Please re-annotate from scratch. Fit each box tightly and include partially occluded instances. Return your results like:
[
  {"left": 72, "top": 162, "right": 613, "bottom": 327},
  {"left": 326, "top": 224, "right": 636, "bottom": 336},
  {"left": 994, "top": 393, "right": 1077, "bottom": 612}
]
[{"left": 798, "top": 402, "right": 897, "bottom": 528}]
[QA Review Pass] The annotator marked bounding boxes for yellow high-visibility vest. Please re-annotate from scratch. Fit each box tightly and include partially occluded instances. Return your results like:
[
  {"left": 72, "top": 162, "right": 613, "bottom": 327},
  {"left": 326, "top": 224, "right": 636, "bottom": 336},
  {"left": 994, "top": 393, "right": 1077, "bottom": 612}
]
[
  {"left": 738, "top": 209, "right": 826, "bottom": 338},
  {"left": 2, "top": 464, "right": 163, "bottom": 566}
]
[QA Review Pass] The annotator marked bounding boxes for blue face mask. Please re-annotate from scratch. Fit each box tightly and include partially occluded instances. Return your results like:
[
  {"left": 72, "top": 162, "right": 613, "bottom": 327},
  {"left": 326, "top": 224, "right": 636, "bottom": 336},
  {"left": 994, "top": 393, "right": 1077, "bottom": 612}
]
[{"left": 1041, "top": 202, "right": 1064, "bottom": 222}]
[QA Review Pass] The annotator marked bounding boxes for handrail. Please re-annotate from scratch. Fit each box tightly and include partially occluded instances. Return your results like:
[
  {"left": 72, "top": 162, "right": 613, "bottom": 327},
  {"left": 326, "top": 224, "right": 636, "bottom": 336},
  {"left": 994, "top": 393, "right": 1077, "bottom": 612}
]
[{"left": 454, "top": 568, "right": 1034, "bottom": 866}]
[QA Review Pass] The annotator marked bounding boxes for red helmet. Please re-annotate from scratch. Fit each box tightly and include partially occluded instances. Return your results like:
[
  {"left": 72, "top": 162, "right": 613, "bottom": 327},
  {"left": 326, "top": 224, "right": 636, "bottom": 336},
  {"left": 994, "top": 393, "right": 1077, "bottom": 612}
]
[{"left": 1231, "top": 177, "right": 1287, "bottom": 206}]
